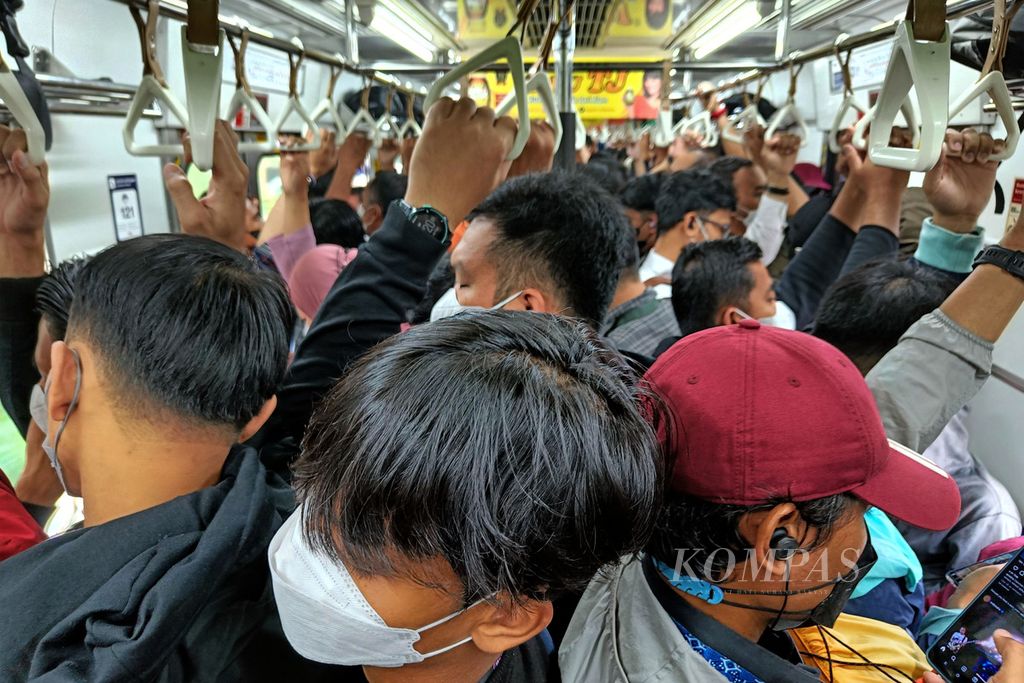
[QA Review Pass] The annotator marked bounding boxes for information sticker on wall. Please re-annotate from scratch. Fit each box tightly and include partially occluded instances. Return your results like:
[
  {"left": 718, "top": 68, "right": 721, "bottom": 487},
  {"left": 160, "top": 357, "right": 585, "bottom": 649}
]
[
  {"left": 108, "top": 174, "right": 144, "bottom": 242},
  {"left": 1006, "top": 178, "right": 1024, "bottom": 234}
]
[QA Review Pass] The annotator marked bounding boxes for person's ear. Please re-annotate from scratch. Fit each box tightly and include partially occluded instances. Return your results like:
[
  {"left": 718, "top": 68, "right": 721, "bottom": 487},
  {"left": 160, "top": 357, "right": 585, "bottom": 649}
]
[
  {"left": 738, "top": 502, "right": 807, "bottom": 580},
  {"left": 515, "top": 288, "right": 552, "bottom": 315},
  {"left": 240, "top": 395, "right": 277, "bottom": 443},
  {"left": 718, "top": 307, "right": 743, "bottom": 327},
  {"left": 47, "top": 341, "right": 79, "bottom": 424},
  {"left": 471, "top": 599, "right": 554, "bottom": 655},
  {"left": 680, "top": 212, "right": 700, "bottom": 242},
  {"left": 363, "top": 204, "right": 382, "bottom": 230}
]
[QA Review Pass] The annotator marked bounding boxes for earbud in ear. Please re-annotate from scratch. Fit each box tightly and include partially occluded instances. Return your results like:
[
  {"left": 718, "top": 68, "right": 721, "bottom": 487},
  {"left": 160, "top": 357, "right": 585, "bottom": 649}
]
[{"left": 770, "top": 528, "right": 800, "bottom": 560}]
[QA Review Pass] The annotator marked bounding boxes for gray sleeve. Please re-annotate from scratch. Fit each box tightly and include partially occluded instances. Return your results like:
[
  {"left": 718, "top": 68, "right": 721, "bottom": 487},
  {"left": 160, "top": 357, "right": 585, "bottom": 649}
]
[{"left": 867, "top": 310, "right": 994, "bottom": 453}]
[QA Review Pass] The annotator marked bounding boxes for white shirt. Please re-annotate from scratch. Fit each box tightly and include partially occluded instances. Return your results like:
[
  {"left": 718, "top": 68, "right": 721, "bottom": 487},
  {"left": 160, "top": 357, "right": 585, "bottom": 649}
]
[
  {"left": 638, "top": 250, "right": 676, "bottom": 300},
  {"left": 744, "top": 195, "right": 787, "bottom": 266}
]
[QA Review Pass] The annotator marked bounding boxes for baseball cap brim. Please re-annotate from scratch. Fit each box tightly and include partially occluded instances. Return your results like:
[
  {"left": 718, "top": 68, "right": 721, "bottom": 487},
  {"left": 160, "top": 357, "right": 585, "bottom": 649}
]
[{"left": 851, "top": 439, "right": 961, "bottom": 532}]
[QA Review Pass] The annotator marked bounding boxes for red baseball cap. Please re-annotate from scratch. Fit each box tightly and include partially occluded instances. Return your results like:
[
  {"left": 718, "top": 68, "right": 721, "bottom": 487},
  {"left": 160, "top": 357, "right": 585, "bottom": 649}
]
[{"left": 645, "top": 320, "right": 960, "bottom": 532}]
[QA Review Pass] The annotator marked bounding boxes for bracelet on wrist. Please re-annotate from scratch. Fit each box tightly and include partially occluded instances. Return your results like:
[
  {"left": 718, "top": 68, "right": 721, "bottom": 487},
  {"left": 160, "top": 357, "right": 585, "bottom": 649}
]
[{"left": 767, "top": 186, "right": 790, "bottom": 197}]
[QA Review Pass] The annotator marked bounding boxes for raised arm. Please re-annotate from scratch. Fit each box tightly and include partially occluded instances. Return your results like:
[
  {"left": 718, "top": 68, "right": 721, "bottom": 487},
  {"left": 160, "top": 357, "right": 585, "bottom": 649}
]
[
  {"left": 868, "top": 131, "right": 1022, "bottom": 452},
  {"left": 0, "top": 126, "right": 48, "bottom": 436},
  {"left": 258, "top": 98, "right": 517, "bottom": 449}
]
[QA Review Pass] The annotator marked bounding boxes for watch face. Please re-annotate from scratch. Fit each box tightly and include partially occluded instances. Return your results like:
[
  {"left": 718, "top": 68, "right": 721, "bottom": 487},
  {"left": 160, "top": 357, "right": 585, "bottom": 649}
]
[{"left": 412, "top": 209, "right": 447, "bottom": 240}]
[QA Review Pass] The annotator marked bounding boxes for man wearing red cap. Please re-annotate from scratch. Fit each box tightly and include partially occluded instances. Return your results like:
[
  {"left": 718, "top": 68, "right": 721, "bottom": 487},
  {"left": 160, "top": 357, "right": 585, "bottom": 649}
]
[{"left": 559, "top": 322, "right": 962, "bottom": 681}]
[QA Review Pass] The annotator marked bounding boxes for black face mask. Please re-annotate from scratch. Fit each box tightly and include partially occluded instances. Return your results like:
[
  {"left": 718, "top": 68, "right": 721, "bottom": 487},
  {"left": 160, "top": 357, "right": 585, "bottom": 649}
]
[{"left": 714, "top": 527, "right": 878, "bottom": 631}]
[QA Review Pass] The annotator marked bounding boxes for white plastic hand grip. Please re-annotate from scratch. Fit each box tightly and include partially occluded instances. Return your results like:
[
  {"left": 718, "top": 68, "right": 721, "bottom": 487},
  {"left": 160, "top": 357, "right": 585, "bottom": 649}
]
[
  {"left": 765, "top": 101, "right": 809, "bottom": 147},
  {"left": 721, "top": 104, "right": 765, "bottom": 145},
  {"left": 868, "top": 20, "right": 950, "bottom": 172},
  {"left": 376, "top": 110, "right": 399, "bottom": 140},
  {"left": 310, "top": 98, "right": 355, "bottom": 133},
  {"left": 181, "top": 27, "right": 225, "bottom": 172},
  {"left": 274, "top": 96, "right": 323, "bottom": 153},
  {"left": 575, "top": 111, "right": 586, "bottom": 151},
  {"left": 0, "top": 69, "right": 45, "bottom": 165},
  {"left": 225, "top": 87, "right": 277, "bottom": 154},
  {"left": 651, "top": 108, "right": 674, "bottom": 148},
  {"left": 495, "top": 71, "right": 564, "bottom": 150},
  {"left": 425, "top": 36, "right": 530, "bottom": 160},
  {"left": 124, "top": 75, "right": 189, "bottom": 158},
  {"left": 828, "top": 94, "right": 868, "bottom": 154},
  {"left": 948, "top": 71, "right": 1019, "bottom": 161},
  {"left": 346, "top": 107, "right": 379, "bottom": 144},
  {"left": 851, "top": 100, "right": 920, "bottom": 150},
  {"left": 675, "top": 110, "right": 719, "bottom": 148}
]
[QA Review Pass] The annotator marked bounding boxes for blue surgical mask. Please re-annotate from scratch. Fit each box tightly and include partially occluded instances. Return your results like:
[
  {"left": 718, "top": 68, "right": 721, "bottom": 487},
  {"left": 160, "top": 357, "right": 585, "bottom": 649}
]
[{"left": 41, "top": 350, "right": 82, "bottom": 493}]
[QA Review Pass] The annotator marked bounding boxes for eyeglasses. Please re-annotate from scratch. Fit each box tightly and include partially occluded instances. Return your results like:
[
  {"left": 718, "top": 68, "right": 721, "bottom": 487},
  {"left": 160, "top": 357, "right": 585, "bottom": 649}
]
[{"left": 696, "top": 215, "right": 730, "bottom": 240}]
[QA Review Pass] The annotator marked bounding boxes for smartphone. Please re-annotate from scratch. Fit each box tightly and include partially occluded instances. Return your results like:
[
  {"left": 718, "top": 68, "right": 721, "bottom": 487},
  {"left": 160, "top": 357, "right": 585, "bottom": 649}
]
[
  {"left": 947, "top": 550, "right": 1022, "bottom": 587},
  {"left": 928, "top": 547, "right": 1024, "bottom": 682}
]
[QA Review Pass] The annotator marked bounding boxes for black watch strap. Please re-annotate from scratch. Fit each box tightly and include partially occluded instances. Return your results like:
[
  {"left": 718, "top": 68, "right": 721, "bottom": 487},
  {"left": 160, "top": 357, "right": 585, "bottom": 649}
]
[
  {"left": 973, "top": 245, "right": 1024, "bottom": 281},
  {"left": 397, "top": 200, "right": 450, "bottom": 244},
  {"left": 767, "top": 186, "right": 790, "bottom": 197}
]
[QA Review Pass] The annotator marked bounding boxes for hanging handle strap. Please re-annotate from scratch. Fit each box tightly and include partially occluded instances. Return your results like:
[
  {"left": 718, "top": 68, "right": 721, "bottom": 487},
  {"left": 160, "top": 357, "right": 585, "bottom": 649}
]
[
  {"left": 186, "top": 0, "right": 220, "bottom": 49},
  {"left": 226, "top": 31, "right": 251, "bottom": 94},
  {"left": 907, "top": 0, "right": 947, "bottom": 43},
  {"left": 834, "top": 35, "right": 855, "bottom": 97},
  {"left": 131, "top": 0, "right": 166, "bottom": 86}
]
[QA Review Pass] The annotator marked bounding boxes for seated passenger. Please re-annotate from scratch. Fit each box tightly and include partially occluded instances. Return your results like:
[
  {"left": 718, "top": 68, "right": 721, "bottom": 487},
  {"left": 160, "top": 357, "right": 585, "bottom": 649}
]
[
  {"left": 638, "top": 169, "right": 735, "bottom": 298},
  {"left": 270, "top": 312, "right": 661, "bottom": 682},
  {"left": 560, "top": 323, "right": 961, "bottom": 682},
  {"left": 600, "top": 218, "right": 680, "bottom": 359}
]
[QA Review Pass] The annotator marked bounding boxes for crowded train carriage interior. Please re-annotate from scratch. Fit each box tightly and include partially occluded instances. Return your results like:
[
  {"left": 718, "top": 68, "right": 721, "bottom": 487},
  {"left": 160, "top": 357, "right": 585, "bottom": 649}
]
[{"left": 3, "top": 0, "right": 1024, "bottom": 681}]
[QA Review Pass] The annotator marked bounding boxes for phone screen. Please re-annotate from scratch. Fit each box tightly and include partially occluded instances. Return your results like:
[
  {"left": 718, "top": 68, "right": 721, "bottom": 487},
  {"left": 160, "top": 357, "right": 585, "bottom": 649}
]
[
  {"left": 928, "top": 548, "right": 1024, "bottom": 681},
  {"left": 946, "top": 551, "right": 1021, "bottom": 588}
]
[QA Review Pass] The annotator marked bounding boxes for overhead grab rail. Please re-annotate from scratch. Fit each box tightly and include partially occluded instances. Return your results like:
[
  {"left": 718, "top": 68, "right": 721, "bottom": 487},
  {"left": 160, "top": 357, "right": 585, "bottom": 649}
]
[
  {"left": 399, "top": 92, "right": 423, "bottom": 139},
  {"left": 224, "top": 30, "right": 276, "bottom": 154},
  {"left": 765, "top": 61, "right": 809, "bottom": 145},
  {"left": 947, "top": 0, "right": 1023, "bottom": 160},
  {"left": 867, "top": 0, "right": 950, "bottom": 171},
  {"left": 828, "top": 37, "right": 868, "bottom": 154},
  {"left": 124, "top": 0, "right": 190, "bottom": 162},
  {"left": 273, "top": 38, "right": 321, "bottom": 153},
  {"left": 309, "top": 57, "right": 356, "bottom": 133},
  {"left": 111, "top": 0, "right": 429, "bottom": 101}
]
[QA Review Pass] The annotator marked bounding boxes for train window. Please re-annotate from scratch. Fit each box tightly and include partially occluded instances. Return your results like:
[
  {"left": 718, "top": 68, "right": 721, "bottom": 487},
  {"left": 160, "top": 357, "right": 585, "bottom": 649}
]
[{"left": 256, "top": 154, "right": 282, "bottom": 219}]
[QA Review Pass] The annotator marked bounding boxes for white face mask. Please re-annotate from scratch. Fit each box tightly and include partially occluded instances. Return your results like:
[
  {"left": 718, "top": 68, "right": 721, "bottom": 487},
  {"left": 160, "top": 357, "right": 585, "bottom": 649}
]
[
  {"left": 734, "top": 300, "right": 797, "bottom": 330},
  {"left": 269, "top": 507, "right": 489, "bottom": 668},
  {"left": 29, "top": 383, "right": 48, "bottom": 434},
  {"left": 429, "top": 288, "right": 525, "bottom": 322}
]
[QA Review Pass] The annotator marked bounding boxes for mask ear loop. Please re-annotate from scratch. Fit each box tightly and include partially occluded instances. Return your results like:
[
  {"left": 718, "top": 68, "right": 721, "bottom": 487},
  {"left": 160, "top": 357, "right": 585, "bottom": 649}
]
[{"left": 51, "top": 348, "right": 83, "bottom": 458}]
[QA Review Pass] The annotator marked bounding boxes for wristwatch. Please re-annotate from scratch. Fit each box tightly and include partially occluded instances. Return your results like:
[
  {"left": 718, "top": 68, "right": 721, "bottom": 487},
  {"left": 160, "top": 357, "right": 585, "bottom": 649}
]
[
  {"left": 397, "top": 200, "right": 450, "bottom": 244},
  {"left": 973, "top": 245, "right": 1024, "bottom": 281},
  {"left": 767, "top": 186, "right": 790, "bottom": 197}
]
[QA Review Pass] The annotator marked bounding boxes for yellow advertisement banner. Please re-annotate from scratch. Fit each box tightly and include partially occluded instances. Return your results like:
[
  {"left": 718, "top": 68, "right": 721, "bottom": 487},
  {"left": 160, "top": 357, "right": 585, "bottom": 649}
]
[
  {"left": 466, "top": 69, "right": 665, "bottom": 121},
  {"left": 456, "top": 0, "right": 674, "bottom": 41}
]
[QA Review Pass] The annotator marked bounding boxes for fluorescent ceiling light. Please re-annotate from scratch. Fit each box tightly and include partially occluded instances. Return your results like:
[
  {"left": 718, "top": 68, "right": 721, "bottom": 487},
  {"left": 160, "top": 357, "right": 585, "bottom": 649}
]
[
  {"left": 370, "top": 4, "right": 436, "bottom": 63},
  {"left": 687, "top": 2, "right": 764, "bottom": 60}
]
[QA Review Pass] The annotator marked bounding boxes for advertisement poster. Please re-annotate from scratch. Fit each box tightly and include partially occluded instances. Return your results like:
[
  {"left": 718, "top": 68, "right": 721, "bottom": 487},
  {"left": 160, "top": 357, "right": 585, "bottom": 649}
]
[
  {"left": 1006, "top": 178, "right": 1024, "bottom": 233},
  {"left": 468, "top": 68, "right": 664, "bottom": 121},
  {"left": 457, "top": 0, "right": 673, "bottom": 40}
]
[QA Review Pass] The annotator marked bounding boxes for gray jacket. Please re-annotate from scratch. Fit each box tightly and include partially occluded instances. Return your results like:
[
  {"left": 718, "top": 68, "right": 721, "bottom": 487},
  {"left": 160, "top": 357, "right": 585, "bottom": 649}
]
[
  {"left": 560, "top": 309, "right": 995, "bottom": 682},
  {"left": 559, "top": 558, "right": 731, "bottom": 683}
]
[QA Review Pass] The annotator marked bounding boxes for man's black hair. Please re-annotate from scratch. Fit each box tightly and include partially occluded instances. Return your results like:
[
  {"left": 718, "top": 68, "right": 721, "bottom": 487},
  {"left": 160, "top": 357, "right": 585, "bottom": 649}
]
[
  {"left": 616, "top": 216, "right": 641, "bottom": 274},
  {"left": 296, "top": 311, "right": 662, "bottom": 604},
  {"left": 655, "top": 169, "right": 736, "bottom": 235},
  {"left": 581, "top": 152, "right": 627, "bottom": 195},
  {"left": 310, "top": 198, "right": 365, "bottom": 248},
  {"left": 671, "top": 237, "right": 763, "bottom": 337},
  {"left": 648, "top": 492, "right": 857, "bottom": 580},
  {"left": 68, "top": 234, "right": 294, "bottom": 430},
  {"left": 409, "top": 254, "right": 455, "bottom": 325},
  {"left": 621, "top": 173, "right": 664, "bottom": 212},
  {"left": 364, "top": 171, "right": 409, "bottom": 212},
  {"left": 707, "top": 155, "right": 754, "bottom": 194},
  {"left": 470, "top": 171, "right": 626, "bottom": 327},
  {"left": 813, "top": 259, "right": 958, "bottom": 374},
  {"left": 36, "top": 257, "right": 90, "bottom": 342}
]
